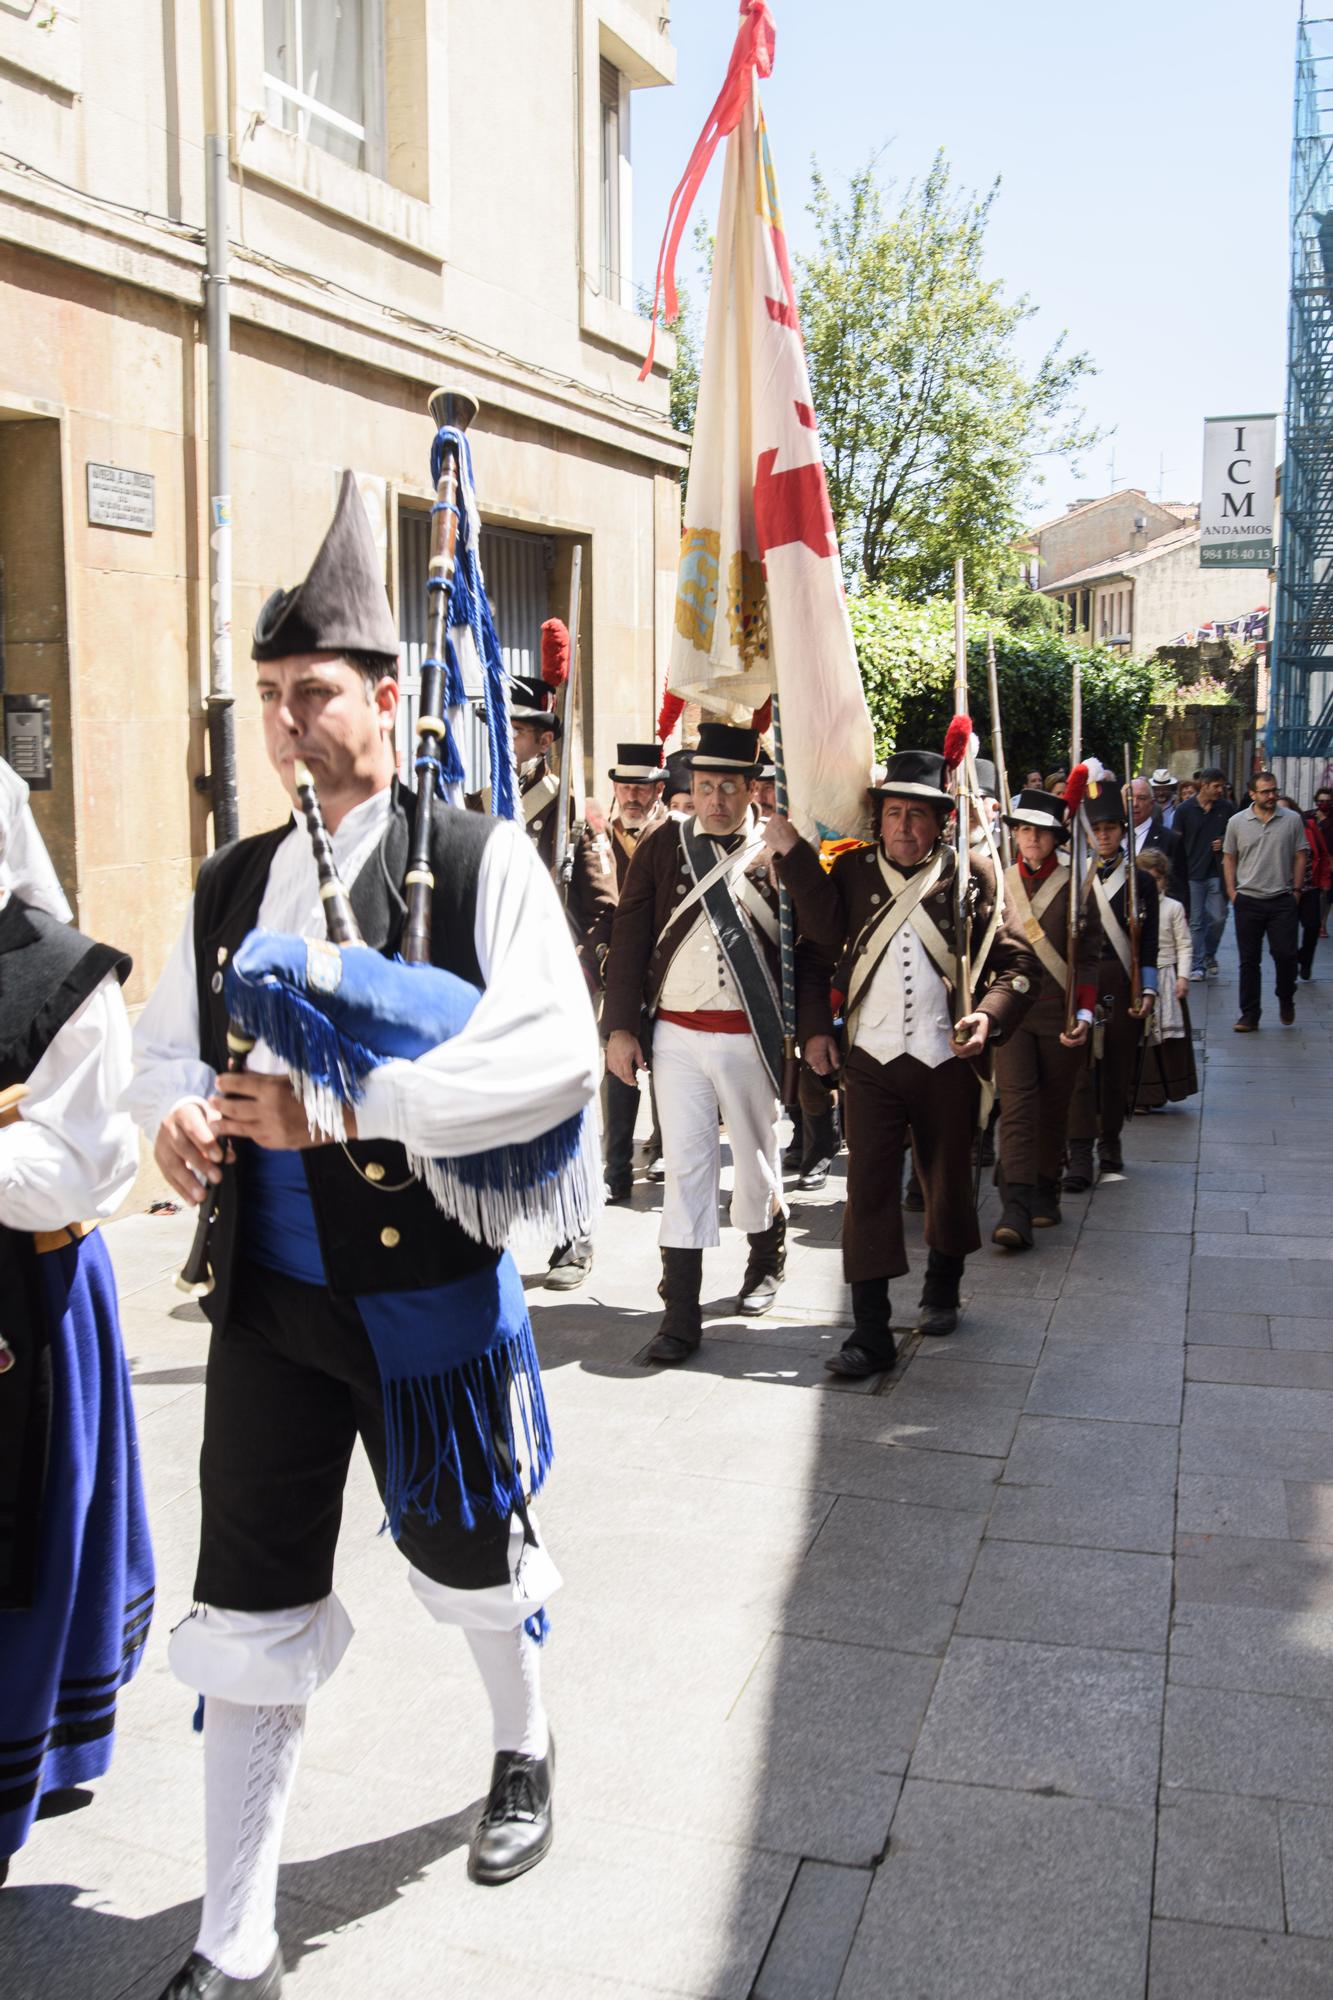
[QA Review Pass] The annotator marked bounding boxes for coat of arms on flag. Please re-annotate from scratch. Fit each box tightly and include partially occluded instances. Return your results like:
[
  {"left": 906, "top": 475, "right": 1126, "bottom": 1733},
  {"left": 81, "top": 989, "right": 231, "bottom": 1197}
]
[{"left": 643, "top": 1, "right": 874, "bottom": 843}]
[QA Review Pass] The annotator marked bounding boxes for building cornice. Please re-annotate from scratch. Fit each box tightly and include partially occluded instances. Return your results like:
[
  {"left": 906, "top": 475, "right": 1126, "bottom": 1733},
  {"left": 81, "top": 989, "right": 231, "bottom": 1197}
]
[{"left": 0, "top": 157, "right": 688, "bottom": 473}]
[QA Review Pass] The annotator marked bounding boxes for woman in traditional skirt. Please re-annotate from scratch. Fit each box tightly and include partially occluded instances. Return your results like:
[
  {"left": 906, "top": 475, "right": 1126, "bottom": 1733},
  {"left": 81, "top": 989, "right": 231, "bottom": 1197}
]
[
  {"left": 0, "top": 760, "right": 152, "bottom": 1884},
  {"left": 1136, "top": 846, "right": 1198, "bottom": 1111}
]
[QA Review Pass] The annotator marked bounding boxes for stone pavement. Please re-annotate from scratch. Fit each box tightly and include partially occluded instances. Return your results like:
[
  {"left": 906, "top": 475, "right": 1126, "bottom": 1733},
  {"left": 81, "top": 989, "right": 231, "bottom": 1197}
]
[{"left": 6, "top": 928, "right": 1333, "bottom": 1998}]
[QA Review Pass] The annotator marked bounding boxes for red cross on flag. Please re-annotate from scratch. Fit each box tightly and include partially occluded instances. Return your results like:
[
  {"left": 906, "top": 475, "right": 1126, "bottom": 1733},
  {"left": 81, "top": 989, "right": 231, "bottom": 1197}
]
[{"left": 643, "top": 3, "right": 874, "bottom": 841}]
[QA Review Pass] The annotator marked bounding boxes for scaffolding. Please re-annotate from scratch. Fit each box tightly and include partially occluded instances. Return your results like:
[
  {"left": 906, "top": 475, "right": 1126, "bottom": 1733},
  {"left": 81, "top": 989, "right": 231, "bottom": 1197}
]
[{"left": 1271, "top": 9, "right": 1333, "bottom": 785}]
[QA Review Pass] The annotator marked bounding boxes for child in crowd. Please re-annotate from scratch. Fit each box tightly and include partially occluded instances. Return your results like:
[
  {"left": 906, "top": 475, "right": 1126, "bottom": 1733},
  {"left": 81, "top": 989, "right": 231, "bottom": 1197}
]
[{"left": 1137, "top": 847, "right": 1198, "bottom": 1109}]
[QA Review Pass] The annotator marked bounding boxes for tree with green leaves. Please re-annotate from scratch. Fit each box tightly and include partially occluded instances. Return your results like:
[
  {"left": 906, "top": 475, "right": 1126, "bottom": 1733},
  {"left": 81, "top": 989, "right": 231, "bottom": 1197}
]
[
  {"left": 800, "top": 154, "right": 1099, "bottom": 599},
  {"left": 849, "top": 593, "right": 1157, "bottom": 777}
]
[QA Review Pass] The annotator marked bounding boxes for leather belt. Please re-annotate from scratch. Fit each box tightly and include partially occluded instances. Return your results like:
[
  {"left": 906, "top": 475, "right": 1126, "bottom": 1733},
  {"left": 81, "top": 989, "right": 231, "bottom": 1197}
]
[{"left": 34, "top": 1218, "right": 98, "bottom": 1257}]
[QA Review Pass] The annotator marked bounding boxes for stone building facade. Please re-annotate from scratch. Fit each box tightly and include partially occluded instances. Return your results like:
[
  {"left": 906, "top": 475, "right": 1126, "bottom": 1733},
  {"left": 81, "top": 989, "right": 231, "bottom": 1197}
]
[{"left": 0, "top": 0, "right": 685, "bottom": 1008}]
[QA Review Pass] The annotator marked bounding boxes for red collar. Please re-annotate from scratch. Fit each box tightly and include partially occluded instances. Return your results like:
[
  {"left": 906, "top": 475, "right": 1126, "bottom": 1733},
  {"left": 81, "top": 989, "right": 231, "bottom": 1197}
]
[{"left": 1019, "top": 853, "right": 1060, "bottom": 886}]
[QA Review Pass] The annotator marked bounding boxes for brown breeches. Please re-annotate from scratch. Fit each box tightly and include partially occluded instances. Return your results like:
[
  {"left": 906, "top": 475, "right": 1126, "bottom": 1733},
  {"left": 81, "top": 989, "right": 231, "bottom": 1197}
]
[
  {"left": 995, "top": 1023, "right": 1086, "bottom": 1185},
  {"left": 841, "top": 1048, "right": 981, "bottom": 1283},
  {"left": 1067, "top": 958, "right": 1142, "bottom": 1147}
]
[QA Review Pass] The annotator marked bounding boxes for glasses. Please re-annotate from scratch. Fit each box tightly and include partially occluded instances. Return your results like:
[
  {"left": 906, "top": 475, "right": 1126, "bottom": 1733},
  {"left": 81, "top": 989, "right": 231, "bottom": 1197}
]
[{"left": 694, "top": 778, "right": 745, "bottom": 800}]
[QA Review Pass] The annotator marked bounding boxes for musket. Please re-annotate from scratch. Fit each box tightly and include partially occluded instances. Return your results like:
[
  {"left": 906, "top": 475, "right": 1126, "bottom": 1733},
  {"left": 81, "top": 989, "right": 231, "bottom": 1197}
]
[
  {"left": 950, "top": 558, "right": 975, "bottom": 1037},
  {"left": 553, "top": 544, "right": 584, "bottom": 898},
  {"left": 1122, "top": 740, "right": 1143, "bottom": 1012},
  {"left": 985, "top": 631, "right": 1013, "bottom": 869},
  {"left": 1063, "top": 659, "right": 1085, "bottom": 1038}
]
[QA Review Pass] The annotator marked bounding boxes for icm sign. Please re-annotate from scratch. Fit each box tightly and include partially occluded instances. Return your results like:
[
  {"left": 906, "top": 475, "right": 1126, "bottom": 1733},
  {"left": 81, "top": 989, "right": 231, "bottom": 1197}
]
[{"left": 1201, "top": 415, "right": 1276, "bottom": 569}]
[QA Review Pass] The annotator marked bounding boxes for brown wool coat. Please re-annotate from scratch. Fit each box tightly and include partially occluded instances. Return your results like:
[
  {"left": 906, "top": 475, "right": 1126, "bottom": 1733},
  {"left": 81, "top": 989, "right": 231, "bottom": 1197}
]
[
  {"left": 602, "top": 815, "right": 780, "bottom": 1038},
  {"left": 776, "top": 835, "right": 1040, "bottom": 1052},
  {"left": 1003, "top": 859, "right": 1102, "bottom": 1037}
]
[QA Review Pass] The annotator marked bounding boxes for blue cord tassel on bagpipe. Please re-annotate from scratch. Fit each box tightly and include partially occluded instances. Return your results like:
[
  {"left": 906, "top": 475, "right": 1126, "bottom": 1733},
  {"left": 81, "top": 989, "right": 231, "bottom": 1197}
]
[{"left": 431, "top": 425, "right": 518, "bottom": 824}]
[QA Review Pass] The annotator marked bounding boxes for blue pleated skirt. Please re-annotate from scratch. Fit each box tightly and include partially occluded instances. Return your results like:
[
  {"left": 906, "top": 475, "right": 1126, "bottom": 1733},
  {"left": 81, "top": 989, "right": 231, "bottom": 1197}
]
[{"left": 0, "top": 1230, "right": 154, "bottom": 1859}]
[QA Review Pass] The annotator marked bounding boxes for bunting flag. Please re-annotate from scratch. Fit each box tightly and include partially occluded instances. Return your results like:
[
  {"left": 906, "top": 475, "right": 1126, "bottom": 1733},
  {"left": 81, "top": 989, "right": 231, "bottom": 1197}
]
[{"left": 643, "top": 3, "right": 873, "bottom": 841}]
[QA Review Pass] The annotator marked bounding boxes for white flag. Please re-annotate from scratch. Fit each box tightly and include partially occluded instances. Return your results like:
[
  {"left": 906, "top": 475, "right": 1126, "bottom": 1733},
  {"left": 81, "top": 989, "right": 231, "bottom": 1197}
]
[{"left": 647, "top": 11, "right": 873, "bottom": 842}]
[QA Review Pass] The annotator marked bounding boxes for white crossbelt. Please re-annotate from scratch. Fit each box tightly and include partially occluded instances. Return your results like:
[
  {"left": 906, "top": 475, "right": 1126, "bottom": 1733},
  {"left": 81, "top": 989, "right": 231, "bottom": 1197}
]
[
  {"left": 1004, "top": 862, "right": 1068, "bottom": 989},
  {"left": 844, "top": 850, "right": 948, "bottom": 1022},
  {"left": 1091, "top": 861, "right": 1132, "bottom": 978}
]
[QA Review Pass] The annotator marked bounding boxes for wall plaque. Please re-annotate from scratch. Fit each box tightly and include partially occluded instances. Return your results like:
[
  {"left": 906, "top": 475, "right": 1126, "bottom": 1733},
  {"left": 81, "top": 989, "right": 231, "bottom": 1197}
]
[{"left": 87, "top": 462, "right": 156, "bottom": 534}]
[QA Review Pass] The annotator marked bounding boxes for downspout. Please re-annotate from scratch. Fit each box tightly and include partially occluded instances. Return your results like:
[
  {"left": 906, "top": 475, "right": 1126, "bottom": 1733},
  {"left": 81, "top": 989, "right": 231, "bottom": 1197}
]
[{"left": 203, "top": 0, "right": 238, "bottom": 845}]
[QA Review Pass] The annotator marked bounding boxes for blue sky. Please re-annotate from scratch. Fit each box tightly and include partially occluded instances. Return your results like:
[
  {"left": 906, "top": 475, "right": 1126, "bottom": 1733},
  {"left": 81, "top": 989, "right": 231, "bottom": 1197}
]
[{"left": 631, "top": 0, "right": 1298, "bottom": 521}]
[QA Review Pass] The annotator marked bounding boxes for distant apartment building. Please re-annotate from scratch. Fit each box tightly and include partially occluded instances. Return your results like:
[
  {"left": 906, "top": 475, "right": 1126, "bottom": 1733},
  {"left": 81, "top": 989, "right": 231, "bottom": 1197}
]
[
  {"left": 1024, "top": 490, "right": 1262, "bottom": 658},
  {"left": 0, "top": 0, "right": 684, "bottom": 1005}
]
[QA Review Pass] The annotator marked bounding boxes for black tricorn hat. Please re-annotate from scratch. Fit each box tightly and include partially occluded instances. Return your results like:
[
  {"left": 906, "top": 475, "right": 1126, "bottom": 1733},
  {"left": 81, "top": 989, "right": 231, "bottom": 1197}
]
[
  {"left": 609, "top": 742, "right": 665, "bottom": 782},
  {"left": 253, "top": 470, "right": 399, "bottom": 663},
  {"left": 507, "top": 675, "right": 562, "bottom": 739},
  {"left": 1003, "top": 788, "right": 1071, "bottom": 838},
  {"left": 870, "top": 750, "right": 951, "bottom": 805},
  {"left": 690, "top": 722, "right": 760, "bottom": 774},
  {"left": 1084, "top": 773, "right": 1127, "bottom": 826}
]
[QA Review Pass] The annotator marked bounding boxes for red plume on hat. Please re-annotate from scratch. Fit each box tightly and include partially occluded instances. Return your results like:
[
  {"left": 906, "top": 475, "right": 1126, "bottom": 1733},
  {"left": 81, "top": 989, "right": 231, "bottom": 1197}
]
[
  {"left": 942, "top": 713, "right": 973, "bottom": 771},
  {"left": 1064, "top": 763, "right": 1090, "bottom": 817},
  {"left": 657, "top": 688, "right": 686, "bottom": 743},
  {"left": 540, "top": 619, "right": 569, "bottom": 689}
]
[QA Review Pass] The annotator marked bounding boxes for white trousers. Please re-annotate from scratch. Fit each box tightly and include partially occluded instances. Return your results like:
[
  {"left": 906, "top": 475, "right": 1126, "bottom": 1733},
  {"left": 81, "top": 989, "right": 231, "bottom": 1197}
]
[
  {"left": 169, "top": 1518, "right": 562, "bottom": 1705},
  {"left": 652, "top": 1020, "right": 784, "bottom": 1248}
]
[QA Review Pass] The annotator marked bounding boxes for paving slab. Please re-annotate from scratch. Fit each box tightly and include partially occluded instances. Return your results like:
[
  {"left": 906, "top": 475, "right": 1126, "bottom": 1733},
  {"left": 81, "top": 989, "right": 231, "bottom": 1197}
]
[
  {"left": 1170, "top": 1600, "right": 1333, "bottom": 1701},
  {"left": 987, "top": 1481, "right": 1176, "bottom": 1555},
  {"left": 1148, "top": 1919, "right": 1333, "bottom": 1999},
  {"left": 909, "top": 1636, "right": 1165, "bottom": 1806},
  {"left": 780, "top": 1495, "right": 988, "bottom": 1657},
  {"left": 1162, "top": 1682, "right": 1333, "bottom": 1804},
  {"left": 1175, "top": 1473, "right": 1291, "bottom": 1539},
  {"left": 752, "top": 1859, "right": 871, "bottom": 2000},
  {"left": 1025, "top": 1342, "right": 1184, "bottom": 1426},
  {"left": 1153, "top": 1791, "right": 1284, "bottom": 1931},
  {"left": 839, "top": 1782, "right": 1154, "bottom": 2000},
  {"left": 956, "top": 1539, "right": 1173, "bottom": 1652}
]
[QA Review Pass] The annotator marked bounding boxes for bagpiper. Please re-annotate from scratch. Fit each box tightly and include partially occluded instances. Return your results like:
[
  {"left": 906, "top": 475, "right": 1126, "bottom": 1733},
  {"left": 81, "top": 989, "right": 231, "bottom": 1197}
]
[
  {"left": 991, "top": 787, "right": 1097, "bottom": 1249},
  {"left": 603, "top": 722, "right": 788, "bottom": 1362},
  {"left": 1064, "top": 771, "right": 1159, "bottom": 1188},
  {"left": 127, "top": 475, "right": 598, "bottom": 1998},
  {"left": 765, "top": 749, "right": 1039, "bottom": 1377}
]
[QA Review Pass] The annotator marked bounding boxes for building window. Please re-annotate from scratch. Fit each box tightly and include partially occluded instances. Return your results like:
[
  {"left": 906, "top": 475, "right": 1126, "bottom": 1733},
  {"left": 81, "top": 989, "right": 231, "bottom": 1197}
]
[
  {"left": 600, "top": 55, "right": 631, "bottom": 306},
  {"left": 263, "top": 0, "right": 384, "bottom": 174}
]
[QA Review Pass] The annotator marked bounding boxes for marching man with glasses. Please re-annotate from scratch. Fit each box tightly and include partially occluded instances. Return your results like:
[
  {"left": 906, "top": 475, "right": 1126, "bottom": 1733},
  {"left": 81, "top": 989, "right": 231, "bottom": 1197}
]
[{"left": 602, "top": 724, "right": 788, "bottom": 1364}]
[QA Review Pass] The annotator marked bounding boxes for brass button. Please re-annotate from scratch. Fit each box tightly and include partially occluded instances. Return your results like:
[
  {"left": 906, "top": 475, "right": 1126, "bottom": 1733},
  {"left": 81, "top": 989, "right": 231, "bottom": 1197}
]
[
  {"left": 870, "top": 893, "right": 881, "bottom": 905},
  {"left": 364, "top": 1161, "right": 386, "bottom": 1183},
  {"left": 380, "top": 1226, "right": 401, "bottom": 1248},
  {"left": 216, "top": 946, "right": 229, "bottom": 965},
  {"left": 531, "top": 818, "right": 543, "bottom": 832}
]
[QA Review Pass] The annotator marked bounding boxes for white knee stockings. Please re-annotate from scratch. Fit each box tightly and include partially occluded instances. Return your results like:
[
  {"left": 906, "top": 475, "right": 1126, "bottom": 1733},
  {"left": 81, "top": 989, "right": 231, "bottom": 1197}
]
[
  {"left": 465, "top": 1624, "right": 549, "bottom": 1758},
  {"left": 196, "top": 1696, "right": 306, "bottom": 1981}
]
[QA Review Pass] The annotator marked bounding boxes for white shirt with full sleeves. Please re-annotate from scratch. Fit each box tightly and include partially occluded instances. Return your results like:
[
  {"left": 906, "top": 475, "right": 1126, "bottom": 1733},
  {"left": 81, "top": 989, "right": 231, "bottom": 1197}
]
[
  {"left": 0, "top": 966, "right": 140, "bottom": 1233},
  {"left": 124, "top": 789, "right": 600, "bottom": 1158}
]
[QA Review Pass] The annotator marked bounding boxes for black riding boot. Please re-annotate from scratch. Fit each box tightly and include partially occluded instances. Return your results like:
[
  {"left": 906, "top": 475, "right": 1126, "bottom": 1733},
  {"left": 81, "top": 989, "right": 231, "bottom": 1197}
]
[
  {"left": 644, "top": 1248, "right": 703, "bottom": 1365},
  {"left": 1063, "top": 1139, "right": 1094, "bottom": 1193},
  {"left": 826, "top": 1277, "right": 897, "bottom": 1378},
  {"left": 736, "top": 1213, "right": 787, "bottom": 1314},
  {"left": 917, "top": 1249, "right": 964, "bottom": 1336},
  {"left": 1031, "top": 1176, "right": 1062, "bottom": 1228},
  {"left": 992, "top": 1183, "right": 1035, "bottom": 1252}
]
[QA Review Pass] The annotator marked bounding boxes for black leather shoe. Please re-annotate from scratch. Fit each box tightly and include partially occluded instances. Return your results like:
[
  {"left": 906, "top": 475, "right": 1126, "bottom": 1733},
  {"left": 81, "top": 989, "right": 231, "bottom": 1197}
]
[
  {"left": 603, "top": 1175, "right": 633, "bottom": 1203},
  {"left": 156, "top": 1950, "right": 283, "bottom": 1999},
  {"left": 468, "top": 1742, "right": 554, "bottom": 1885},
  {"left": 736, "top": 1216, "right": 786, "bottom": 1314},
  {"left": 1233, "top": 1016, "right": 1258, "bottom": 1033},
  {"left": 825, "top": 1340, "right": 895, "bottom": 1378},
  {"left": 1031, "top": 1179, "right": 1062, "bottom": 1228},
  {"left": 1097, "top": 1144, "right": 1124, "bottom": 1176},
  {"left": 1281, "top": 1000, "right": 1296, "bottom": 1025},
  {"left": 915, "top": 1304, "right": 959, "bottom": 1337},
  {"left": 1063, "top": 1140, "right": 1094, "bottom": 1193},
  {"left": 992, "top": 1186, "right": 1035, "bottom": 1252},
  {"left": 798, "top": 1156, "right": 833, "bottom": 1191}
]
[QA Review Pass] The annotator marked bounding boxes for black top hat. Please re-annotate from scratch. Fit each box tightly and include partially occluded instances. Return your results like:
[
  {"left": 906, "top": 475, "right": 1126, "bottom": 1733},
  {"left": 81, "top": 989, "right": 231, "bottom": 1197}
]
[
  {"left": 1003, "top": 788, "right": 1071, "bottom": 838},
  {"left": 690, "top": 723, "right": 760, "bottom": 774},
  {"left": 756, "top": 759, "right": 777, "bottom": 783},
  {"left": 1084, "top": 773, "right": 1127, "bottom": 826},
  {"left": 663, "top": 750, "right": 694, "bottom": 796},
  {"left": 507, "top": 675, "right": 562, "bottom": 739},
  {"left": 974, "top": 756, "right": 999, "bottom": 800},
  {"left": 608, "top": 742, "right": 665, "bottom": 782},
  {"left": 870, "top": 750, "right": 952, "bottom": 804},
  {"left": 253, "top": 470, "right": 400, "bottom": 663}
]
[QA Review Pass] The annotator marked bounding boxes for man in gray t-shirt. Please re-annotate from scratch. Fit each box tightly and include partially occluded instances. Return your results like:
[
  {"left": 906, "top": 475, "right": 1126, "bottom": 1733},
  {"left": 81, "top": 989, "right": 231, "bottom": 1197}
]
[{"left": 1223, "top": 774, "right": 1307, "bottom": 1028}]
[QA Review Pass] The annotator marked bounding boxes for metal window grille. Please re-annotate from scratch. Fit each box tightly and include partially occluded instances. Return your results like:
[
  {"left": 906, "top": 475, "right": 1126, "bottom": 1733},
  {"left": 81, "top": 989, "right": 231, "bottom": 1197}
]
[{"left": 396, "top": 511, "right": 553, "bottom": 794}]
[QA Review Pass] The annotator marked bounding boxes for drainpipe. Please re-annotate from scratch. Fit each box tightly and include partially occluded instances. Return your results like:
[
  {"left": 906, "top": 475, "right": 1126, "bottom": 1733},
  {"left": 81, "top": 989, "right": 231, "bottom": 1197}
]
[{"left": 203, "top": 0, "right": 238, "bottom": 846}]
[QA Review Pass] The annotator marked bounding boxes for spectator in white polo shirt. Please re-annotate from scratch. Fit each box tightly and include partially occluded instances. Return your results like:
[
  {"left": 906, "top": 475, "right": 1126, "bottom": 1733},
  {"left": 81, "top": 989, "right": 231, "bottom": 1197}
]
[{"left": 1223, "top": 772, "right": 1308, "bottom": 1031}]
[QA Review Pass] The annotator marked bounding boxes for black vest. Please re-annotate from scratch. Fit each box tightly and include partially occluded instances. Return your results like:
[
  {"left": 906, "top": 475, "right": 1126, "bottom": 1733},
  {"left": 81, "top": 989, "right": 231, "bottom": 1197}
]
[
  {"left": 0, "top": 899, "right": 131, "bottom": 1607},
  {"left": 191, "top": 779, "right": 500, "bottom": 1327}
]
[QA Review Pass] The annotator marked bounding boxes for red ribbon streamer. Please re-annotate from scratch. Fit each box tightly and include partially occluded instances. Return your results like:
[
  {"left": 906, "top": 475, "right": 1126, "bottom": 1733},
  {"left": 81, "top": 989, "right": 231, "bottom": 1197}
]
[{"left": 638, "top": 1, "right": 776, "bottom": 383}]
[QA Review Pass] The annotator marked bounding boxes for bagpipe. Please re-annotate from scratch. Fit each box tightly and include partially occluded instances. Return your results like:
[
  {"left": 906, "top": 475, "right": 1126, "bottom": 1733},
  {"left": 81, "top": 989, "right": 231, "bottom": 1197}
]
[{"left": 178, "top": 389, "right": 596, "bottom": 1296}]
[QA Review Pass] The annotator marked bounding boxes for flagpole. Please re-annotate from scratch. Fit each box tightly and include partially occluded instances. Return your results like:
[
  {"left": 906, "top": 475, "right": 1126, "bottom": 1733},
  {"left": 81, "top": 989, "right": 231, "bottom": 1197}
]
[{"left": 771, "top": 690, "right": 799, "bottom": 1103}]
